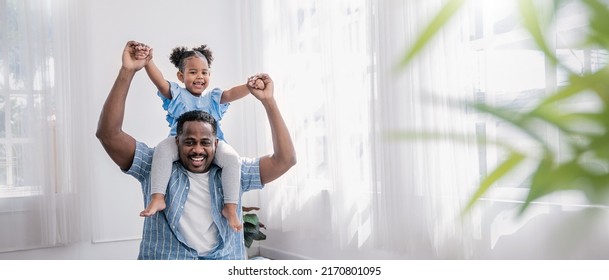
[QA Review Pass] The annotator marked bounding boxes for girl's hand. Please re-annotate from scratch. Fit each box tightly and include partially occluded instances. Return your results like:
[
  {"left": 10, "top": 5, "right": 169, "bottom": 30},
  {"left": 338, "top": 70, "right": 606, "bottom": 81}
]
[
  {"left": 248, "top": 73, "right": 273, "bottom": 101},
  {"left": 122, "top": 41, "right": 151, "bottom": 71},
  {"left": 247, "top": 73, "right": 266, "bottom": 90}
]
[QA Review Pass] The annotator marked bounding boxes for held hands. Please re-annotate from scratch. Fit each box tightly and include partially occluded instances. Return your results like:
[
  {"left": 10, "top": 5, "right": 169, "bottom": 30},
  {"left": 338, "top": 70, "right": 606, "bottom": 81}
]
[
  {"left": 248, "top": 75, "right": 265, "bottom": 90},
  {"left": 122, "top": 41, "right": 152, "bottom": 72},
  {"left": 247, "top": 73, "right": 274, "bottom": 101}
]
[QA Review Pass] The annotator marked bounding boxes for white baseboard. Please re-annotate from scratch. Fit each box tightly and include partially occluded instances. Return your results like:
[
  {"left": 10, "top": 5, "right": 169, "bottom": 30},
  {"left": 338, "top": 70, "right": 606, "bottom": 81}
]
[{"left": 259, "top": 245, "right": 314, "bottom": 260}]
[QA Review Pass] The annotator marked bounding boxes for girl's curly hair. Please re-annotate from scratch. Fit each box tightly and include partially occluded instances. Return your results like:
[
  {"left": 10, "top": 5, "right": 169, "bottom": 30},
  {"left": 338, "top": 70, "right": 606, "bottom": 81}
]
[{"left": 169, "top": 45, "right": 214, "bottom": 72}]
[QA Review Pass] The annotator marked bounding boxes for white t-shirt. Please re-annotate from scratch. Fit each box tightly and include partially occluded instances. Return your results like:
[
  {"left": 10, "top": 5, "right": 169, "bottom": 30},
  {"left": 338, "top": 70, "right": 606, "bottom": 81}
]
[{"left": 178, "top": 171, "right": 219, "bottom": 255}]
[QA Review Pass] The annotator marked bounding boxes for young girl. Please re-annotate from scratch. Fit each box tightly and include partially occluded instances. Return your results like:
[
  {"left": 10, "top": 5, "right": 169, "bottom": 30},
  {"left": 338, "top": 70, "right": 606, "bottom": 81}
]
[{"left": 139, "top": 43, "right": 262, "bottom": 232}]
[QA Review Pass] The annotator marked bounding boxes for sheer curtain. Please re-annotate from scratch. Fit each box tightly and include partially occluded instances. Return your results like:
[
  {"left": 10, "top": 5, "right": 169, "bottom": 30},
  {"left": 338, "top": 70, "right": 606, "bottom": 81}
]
[
  {"left": 374, "top": 0, "right": 480, "bottom": 257},
  {"left": 240, "top": 0, "right": 479, "bottom": 259},
  {"left": 240, "top": 0, "right": 376, "bottom": 258},
  {"left": 0, "top": 0, "right": 77, "bottom": 252},
  {"left": 241, "top": 0, "right": 608, "bottom": 259}
]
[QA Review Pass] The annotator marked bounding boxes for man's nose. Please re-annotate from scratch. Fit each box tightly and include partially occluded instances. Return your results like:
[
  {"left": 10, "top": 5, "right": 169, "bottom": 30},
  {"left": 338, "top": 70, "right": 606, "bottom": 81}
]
[{"left": 193, "top": 143, "right": 205, "bottom": 153}]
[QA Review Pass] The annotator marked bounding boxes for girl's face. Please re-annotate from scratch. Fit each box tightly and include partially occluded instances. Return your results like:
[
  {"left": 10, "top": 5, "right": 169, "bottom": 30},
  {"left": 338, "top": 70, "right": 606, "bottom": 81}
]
[{"left": 177, "top": 56, "right": 210, "bottom": 96}]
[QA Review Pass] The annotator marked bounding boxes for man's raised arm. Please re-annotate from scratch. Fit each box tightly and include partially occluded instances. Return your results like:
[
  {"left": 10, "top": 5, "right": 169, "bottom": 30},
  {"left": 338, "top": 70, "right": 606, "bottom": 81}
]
[
  {"left": 96, "top": 41, "right": 150, "bottom": 171},
  {"left": 248, "top": 74, "right": 297, "bottom": 184}
]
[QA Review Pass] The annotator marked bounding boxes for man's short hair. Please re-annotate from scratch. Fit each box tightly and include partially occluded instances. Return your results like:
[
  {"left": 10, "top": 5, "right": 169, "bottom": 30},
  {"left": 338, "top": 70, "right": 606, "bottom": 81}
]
[{"left": 175, "top": 110, "right": 217, "bottom": 136}]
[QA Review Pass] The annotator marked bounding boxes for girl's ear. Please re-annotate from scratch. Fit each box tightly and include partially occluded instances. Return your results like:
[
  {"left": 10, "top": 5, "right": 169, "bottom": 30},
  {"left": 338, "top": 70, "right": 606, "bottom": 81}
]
[{"left": 177, "top": 71, "right": 184, "bottom": 83}]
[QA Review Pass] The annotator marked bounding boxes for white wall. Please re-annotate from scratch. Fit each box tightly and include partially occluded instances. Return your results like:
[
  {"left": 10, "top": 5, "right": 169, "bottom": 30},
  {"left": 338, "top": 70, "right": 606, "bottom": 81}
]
[{"left": 0, "top": 0, "right": 255, "bottom": 260}]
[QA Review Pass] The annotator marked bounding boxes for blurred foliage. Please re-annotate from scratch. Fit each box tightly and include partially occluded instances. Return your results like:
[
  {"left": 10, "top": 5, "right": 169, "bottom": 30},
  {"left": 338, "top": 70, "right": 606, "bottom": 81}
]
[{"left": 399, "top": 0, "right": 609, "bottom": 214}]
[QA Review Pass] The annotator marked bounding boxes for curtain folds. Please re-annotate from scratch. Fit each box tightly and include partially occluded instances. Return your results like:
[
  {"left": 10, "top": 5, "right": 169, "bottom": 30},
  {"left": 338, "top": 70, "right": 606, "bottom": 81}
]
[
  {"left": 241, "top": 0, "right": 479, "bottom": 259},
  {"left": 0, "top": 0, "right": 76, "bottom": 253},
  {"left": 242, "top": 0, "right": 608, "bottom": 259},
  {"left": 373, "top": 0, "right": 480, "bottom": 257}
]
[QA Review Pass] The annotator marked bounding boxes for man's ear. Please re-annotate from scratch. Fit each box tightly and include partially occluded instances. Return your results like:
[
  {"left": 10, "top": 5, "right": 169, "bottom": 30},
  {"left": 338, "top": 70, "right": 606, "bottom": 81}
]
[{"left": 177, "top": 71, "right": 184, "bottom": 83}]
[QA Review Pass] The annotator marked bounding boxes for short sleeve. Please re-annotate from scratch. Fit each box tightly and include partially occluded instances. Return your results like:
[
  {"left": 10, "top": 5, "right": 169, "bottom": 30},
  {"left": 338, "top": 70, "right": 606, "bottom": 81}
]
[
  {"left": 240, "top": 157, "right": 263, "bottom": 192},
  {"left": 124, "top": 141, "right": 154, "bottom": 185},
  {"left": 157, "top": 83, "right": 230, "bottom": 138},
  {"left": 157, "top": 81, "right": 188, "bottom": 133},
  {"left": 208, "top": 88, "right": 229, "bottom": 122}
]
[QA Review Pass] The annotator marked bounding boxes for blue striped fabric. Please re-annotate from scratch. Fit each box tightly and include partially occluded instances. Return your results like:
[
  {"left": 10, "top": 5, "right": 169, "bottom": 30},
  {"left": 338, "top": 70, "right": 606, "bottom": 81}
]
[{"left": 125, "top": 141, "right": 263, "bottom": 259}]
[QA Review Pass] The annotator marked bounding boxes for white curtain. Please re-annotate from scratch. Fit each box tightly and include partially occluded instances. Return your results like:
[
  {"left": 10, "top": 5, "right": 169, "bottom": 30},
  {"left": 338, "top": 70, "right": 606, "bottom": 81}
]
[
  {"left": 373, "top": 0, "right": 480, "bottom": 258},
  {"left": 0, "top": 0, "right": 77, "bottom": 252},
  {"left": 240, "top": 0, "right": 479, "bottom": 259},
  {"left": 241, "top": 0, "right": 609, "bottom": 259}
]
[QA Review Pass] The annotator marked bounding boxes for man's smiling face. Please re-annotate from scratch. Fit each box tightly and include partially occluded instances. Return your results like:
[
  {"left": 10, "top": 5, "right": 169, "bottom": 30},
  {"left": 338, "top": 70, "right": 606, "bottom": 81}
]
[{"left": 175, "top": 120, "right": 218, "bottom": 173}]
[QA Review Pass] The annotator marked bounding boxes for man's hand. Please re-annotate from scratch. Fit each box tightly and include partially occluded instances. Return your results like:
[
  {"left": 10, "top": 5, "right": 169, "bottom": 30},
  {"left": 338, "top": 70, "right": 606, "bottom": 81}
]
[
  {"left": 122, "top": 41, "right": 151, "bottom": 71},
  {"left": 247, "top": 73, "right": 273, "bottom": 101},
  {"left": 248, "top": 74, "right": 265, "bottom": 90}
]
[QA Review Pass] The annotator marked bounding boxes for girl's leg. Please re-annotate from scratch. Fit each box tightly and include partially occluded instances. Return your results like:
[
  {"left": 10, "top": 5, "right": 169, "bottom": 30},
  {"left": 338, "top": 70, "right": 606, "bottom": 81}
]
[
  {"left": 140, "top": 136, "right": 177, "bottom": 217},
  {"left": 214, "top": 141, "right": 242, "bottom": 231}
]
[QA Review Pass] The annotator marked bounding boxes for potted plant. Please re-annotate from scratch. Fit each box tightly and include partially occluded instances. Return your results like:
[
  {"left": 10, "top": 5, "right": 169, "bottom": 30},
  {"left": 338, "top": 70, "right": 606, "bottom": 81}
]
[{"left": 242, "top": 206, "right": 266, "bottom": 249}]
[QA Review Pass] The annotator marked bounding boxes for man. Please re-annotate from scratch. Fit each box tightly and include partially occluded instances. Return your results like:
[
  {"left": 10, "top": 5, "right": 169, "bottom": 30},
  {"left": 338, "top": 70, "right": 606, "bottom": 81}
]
[{"left": 96, "top": 41, "right": 296, "bottom": 259}]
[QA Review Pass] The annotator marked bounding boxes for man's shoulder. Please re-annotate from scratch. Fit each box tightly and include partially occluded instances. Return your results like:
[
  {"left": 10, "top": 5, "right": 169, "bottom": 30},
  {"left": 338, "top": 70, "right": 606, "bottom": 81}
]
[
  {"left": 239, "top": 157, "right": 263, "bottom": 192},
  {"left": 136, "top": 141, "right": 155, "bottom": 156},
  {"left": 240, "top": 156, "right": 259, "bottom": 167},
  {"left": 127, "top": 141, "right": 155, "bottom": 172}
]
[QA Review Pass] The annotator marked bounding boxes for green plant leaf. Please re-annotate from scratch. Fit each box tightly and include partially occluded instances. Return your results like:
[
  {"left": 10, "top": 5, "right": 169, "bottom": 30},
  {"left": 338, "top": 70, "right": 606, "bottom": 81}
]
[
  {"left": 539, "top": 77, "right": 591, "bottom": 106},
  {"left": 463, "top": 151, "right": 526, "bottom": 214},
  {"left": 472, "top": 102, "right": 547, "bottom": 147},
  {"left": 569, "top": 67, "right": 609, "bottom": 105},
  {"left": 399, "top": 0, "right": 467, "bottom": 68},
  {"left": 244, "top": 235, "right": 254, "bottom": 248},
  {"left": 520, "top": 153, "right": 556, "bottom": 212},
  {"left": 244, "top": 222, "right": 259, "bottom": 234},
  {"left": 252, "top": 231, "right": 267, "bottom": 241},
  {"left": 529, "top": 106, "right": 604, "bottom": 140},
  {"left": 587, "top": 132, "right": 609, "bottom": 158},
  {"left": 522, "top": 159, "right": 598, "bottom": 213},
  {"left": 583, "top": 0, "right": 609, "bottom": 49},
  {"left": 517, "top": 0, "right": 559, "bottom": 66},
  {"left": 243, "top": 213, "right": 259, "bottom": 225},
  {"left": 242, "top": 209, "right": 265, "bottom": 248}
]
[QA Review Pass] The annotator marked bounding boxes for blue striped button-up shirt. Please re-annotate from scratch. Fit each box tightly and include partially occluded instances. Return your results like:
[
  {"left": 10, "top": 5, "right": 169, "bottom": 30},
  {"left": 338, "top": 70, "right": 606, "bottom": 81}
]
[{"left": 125, "top": 141, "right": 263, "bottom": 259}]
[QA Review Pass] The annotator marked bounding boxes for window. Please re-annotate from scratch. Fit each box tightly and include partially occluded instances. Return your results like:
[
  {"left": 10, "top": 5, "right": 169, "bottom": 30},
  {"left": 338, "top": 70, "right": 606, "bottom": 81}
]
[
  {"left": 0, "top": 0, "right": 55, "bottom": 198},
  {"left": 241, "top": 0, "right": 376, "bottom": 254},
  {"left": 0, "top": 0, "right": 75, "bottom": 252},
  {"left": 469, "top": 0, "right": 608, "bottom": 198}
]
